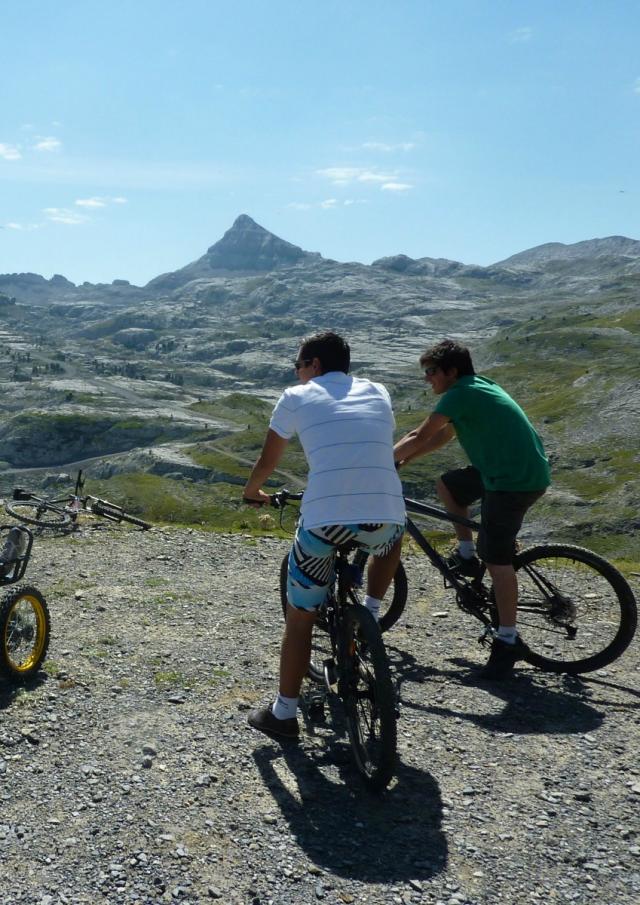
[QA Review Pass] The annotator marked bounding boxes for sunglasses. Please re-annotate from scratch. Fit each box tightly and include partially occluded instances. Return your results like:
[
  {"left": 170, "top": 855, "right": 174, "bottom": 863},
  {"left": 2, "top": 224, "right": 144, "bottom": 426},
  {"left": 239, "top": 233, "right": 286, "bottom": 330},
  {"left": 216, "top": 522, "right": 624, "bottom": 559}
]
[
  {"left": 424, "top": 366, "right": 439, "bottom": 377},
  {"left": 294, "top": 358, "right": 312, "bottom": 370}
]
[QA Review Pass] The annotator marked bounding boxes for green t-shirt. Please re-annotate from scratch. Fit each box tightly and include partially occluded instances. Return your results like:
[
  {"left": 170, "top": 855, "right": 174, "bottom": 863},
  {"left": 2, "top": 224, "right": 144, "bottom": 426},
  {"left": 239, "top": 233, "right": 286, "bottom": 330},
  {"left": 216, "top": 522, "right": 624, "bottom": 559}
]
[{"left": 434, "top": 375, "right": 551, "bottom": 492}]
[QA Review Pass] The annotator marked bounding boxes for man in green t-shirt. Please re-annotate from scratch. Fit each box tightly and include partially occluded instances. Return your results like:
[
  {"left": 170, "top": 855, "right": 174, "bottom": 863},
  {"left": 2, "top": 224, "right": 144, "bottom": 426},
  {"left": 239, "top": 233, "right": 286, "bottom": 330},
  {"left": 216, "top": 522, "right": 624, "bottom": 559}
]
[{"left": 394, "top": 339, "right": 551, "bottom": 680}]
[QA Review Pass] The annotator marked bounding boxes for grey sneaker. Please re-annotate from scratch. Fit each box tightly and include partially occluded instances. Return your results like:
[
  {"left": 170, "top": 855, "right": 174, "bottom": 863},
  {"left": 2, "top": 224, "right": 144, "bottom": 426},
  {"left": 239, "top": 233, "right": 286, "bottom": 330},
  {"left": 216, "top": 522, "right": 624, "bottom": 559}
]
[
  {"left": 480, "top": 636, "right": 529, "bottom": 680},
  {"left": 247, "top": 705, "right": 299, "bottom": 739}
]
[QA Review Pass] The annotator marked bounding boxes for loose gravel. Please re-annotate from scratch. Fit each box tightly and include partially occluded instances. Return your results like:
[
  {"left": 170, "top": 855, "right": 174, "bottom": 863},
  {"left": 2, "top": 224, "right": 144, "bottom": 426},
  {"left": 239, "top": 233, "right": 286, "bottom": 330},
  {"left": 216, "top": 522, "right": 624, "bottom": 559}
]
[{"left": 1, "top": 526, "right": 639, "bottom": 905}]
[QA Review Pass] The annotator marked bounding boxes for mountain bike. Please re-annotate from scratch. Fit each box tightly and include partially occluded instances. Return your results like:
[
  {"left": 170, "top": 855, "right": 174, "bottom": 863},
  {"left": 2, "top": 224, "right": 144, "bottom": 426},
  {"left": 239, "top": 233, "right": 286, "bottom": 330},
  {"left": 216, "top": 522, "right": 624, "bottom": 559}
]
[
  {"left": 396, "top": 497, "right": 636, "bottom": 675},
  {"left": 278, "top": 491, "right": 637, "bottom": 675},
  {"left": 0, "top": 525, "right": 51, "bottom": 682},
  {"left": 5, "top": 469, "right": 152, "bottom": 532},
  {"left": 272, "top": 489, "right": 397, "bottom": 791}
]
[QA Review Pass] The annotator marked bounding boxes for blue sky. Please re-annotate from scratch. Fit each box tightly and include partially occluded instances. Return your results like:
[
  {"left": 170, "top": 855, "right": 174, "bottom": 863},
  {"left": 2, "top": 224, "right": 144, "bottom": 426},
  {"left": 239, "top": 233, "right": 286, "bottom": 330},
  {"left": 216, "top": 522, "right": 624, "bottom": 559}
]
[{"left": 1, "top": 1, "right": 639, "bottom": 285}]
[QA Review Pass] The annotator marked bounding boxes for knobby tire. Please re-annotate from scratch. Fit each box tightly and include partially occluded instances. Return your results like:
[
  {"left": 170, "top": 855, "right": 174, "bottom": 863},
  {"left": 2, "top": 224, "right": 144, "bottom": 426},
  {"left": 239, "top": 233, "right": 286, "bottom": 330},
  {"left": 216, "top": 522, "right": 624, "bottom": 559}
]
[
  {"left": 339, "top": 604, "right": 397, "bottom": 791},
  {"left": 5, "top": 501, "right": 72, "bottom": 530},
  {"left": 0, "top": 585, "right": 51, "bottom": 680},
  {"left": 512, "top": 543, "right": 637, "bottom": 674}
]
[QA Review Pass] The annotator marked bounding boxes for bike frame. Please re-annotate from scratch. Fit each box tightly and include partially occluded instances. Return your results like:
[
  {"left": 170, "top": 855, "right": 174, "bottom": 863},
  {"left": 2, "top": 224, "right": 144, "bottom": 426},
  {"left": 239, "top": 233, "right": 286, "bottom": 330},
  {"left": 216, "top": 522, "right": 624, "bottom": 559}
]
[{"left": 403, "top": 497, "right": 493, "bottom": 618}]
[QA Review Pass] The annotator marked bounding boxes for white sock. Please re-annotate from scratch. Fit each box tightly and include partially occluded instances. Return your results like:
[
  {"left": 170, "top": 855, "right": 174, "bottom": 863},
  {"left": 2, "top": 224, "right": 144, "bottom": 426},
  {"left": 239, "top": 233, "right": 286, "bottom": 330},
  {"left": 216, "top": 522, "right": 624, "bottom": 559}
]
[
  {"left": 272, "top": 693, "right": 298, "bottom": 720},
  {"left": 497, "top": 626, "right": 517, "bottom": 645},
  {"left": 363, "top": 595, "right": 382, "bottom": 622},
  {"left": 458, "top": 540, "right": 476, "bottom": 559}
]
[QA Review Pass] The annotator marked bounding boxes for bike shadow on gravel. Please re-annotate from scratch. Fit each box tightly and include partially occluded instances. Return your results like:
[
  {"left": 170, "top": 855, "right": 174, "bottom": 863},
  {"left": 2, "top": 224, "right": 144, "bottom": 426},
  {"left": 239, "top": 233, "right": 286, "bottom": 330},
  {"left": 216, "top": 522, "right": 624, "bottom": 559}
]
[
  {"left": 575, "top": 673, "right": 640, "bottom": 709},
  {"left": 0, "top": 672, "right": 48, "bottom": 710},
  {"left": 386, "top": 645, "right": 605, "bottom": 736},
  {"left": 252, "top": 698, "right": 447, "bottom": 884}
]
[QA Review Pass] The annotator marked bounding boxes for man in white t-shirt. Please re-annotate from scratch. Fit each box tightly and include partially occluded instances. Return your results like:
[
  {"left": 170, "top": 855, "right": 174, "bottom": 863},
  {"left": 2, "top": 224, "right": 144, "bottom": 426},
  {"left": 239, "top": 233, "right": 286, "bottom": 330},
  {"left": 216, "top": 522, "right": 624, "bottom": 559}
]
[{"left": 243, "top": 331, "right": 405, "bottom": 739}]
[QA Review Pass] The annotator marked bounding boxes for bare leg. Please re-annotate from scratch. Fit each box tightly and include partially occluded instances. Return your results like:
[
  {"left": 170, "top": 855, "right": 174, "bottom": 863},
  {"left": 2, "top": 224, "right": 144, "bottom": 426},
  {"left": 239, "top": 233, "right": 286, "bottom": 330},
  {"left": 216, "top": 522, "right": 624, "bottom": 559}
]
[
  {"left": 436, "top": 477, "right": 472, "bottom": 543},
  {"left": 486, "top": 563, "right": 518, "bottom": 627},
  {"left": 279, "top": 604, "right": 316, "bottom": 698},
  {"left": 367, "top": 536, "right": 403, "bottom": 599}
]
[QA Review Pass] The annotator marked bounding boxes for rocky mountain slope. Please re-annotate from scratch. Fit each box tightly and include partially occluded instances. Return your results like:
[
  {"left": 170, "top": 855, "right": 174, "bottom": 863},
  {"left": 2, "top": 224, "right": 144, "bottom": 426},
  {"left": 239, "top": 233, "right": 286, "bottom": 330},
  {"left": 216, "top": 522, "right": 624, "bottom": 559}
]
[{"left": 0, "top": 216, "right": 638, "bottom": 560}]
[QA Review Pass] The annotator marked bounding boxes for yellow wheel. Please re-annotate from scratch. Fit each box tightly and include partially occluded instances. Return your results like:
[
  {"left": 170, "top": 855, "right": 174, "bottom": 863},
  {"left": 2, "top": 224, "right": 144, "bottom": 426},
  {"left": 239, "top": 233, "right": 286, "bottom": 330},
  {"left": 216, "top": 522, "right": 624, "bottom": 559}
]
[{"left": 0, "top": 585, "right": 51, "bottom": 681}]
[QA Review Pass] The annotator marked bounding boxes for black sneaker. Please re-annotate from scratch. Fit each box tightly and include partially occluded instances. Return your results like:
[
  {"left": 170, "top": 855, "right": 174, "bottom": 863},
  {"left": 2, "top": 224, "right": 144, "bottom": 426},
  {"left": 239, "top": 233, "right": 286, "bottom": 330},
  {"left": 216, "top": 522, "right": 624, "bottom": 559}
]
[
  {"left": 446, "top": 550, "right": 482, "bottom": 579},
  {"left": 247, "top": 705, "right": 299, "bottom": 739},
  {"left": 480, "top": 636, "right": 529, "bottom": 681}
]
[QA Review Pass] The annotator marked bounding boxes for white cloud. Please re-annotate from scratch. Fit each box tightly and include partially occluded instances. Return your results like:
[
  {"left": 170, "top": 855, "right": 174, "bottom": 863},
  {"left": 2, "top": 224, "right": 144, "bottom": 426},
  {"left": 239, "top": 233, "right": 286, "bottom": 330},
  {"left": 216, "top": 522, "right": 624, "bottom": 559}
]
[
  {"left": 0, "top": 143, "right": 21, "bottom": 161},
  {"left": 43, "top": 207, "right": 88, "bottom": 225},
  {"left": 34, "top": 136, "right": 62, "bottom": 152},
  {"left": 317, "top": 166, "right": 396, "bottom": 185},
  {"left": 381, "top": 182, "right": 413, "bottom": 192},
  {"left": 362, "top": 141, "right": 416, "bottom": 152},
  {"left": 508, "top": 26, "right": 533, "bottom": 43},
  {"left": 288, "top": 198, "right": 366, "bottom": 211},
  {"left": 5, "top": 221, "right": 41, "bottom": 231},
  {"left": 76, "top": 197, "right": 106, "bottom": 208},
  {"left": 75, "top": 195, "right": 128, "bottom": 208}
]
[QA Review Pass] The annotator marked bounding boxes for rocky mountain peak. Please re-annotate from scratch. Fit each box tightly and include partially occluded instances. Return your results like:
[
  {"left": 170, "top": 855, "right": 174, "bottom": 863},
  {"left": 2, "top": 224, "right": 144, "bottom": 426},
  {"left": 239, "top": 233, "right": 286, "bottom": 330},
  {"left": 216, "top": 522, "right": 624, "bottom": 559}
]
[
  {"left": 204, "top": 214, "right": 313, "bottom": 271},
  {"left": 146, "top": 215, "right": 319, "bottom": 292}
]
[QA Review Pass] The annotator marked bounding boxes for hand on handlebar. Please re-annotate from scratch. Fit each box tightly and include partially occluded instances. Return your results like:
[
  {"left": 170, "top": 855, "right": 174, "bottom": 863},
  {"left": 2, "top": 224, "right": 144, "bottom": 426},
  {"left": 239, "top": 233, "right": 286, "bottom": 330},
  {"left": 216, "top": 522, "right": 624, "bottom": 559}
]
[{"left": 242, "top": 490, "right": 271, "bottom": 508}]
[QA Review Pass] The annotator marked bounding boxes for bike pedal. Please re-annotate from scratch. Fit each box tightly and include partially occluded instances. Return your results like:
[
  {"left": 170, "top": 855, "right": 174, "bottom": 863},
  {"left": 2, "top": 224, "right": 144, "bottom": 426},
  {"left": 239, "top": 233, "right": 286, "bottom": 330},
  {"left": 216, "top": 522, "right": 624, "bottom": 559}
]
[{"left": 478, "top": 626, "right": 495, "bottom": 646}]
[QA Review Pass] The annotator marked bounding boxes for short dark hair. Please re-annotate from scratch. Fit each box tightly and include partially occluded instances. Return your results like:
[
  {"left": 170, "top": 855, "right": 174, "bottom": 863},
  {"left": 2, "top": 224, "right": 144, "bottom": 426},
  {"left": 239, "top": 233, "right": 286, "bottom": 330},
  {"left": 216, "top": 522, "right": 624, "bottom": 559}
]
[
  {"left": 299, "top": 331, "right": 350, "bottom": 374},
  {"left": 419, "top": 339, "right": 475, "bottom": 376}
]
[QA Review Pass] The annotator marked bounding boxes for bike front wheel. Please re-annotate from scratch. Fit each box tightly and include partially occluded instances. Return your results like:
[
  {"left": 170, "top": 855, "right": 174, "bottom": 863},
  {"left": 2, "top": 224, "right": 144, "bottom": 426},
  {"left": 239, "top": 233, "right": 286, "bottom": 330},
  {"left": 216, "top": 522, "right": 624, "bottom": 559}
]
[
  {"left": 513, "top": 544, "right": 637, "bottom": 674},
  {"left": 0, "top": 585, "right": 51, "bottom": 680},
  {"left": 5, "top": 501, "right": 72, "bottom": 530},
  {"left": 278, "top": 552, "right": 407, "bottom": 633},
  {"left": 339, "top": 605, "right": 397, "bottom": 791}
]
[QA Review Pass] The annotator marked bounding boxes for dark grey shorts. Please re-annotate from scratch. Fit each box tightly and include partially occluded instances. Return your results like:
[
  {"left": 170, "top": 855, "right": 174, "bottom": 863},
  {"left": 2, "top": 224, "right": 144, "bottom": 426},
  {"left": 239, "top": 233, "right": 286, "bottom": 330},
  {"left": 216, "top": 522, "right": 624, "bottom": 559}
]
[{"left": 441, "top": 466, "right": 546, "bottom": 565}]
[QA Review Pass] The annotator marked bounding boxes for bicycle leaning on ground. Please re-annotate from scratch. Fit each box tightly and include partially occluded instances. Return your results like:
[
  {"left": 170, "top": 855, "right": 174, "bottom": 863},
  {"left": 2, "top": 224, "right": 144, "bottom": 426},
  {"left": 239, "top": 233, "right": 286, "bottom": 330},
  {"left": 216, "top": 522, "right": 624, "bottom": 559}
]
[
  {"left": 272, "top": 489, "right": 397, "bottom": 791},
  {"left": 5, "top": 469, "right": 152, "bottom": 532},
  {"left": 279, "top": 492, "right": 638, "bottom": 677},
  {"left": 0, "top": 525, "right": 51, "bottom": 682}
]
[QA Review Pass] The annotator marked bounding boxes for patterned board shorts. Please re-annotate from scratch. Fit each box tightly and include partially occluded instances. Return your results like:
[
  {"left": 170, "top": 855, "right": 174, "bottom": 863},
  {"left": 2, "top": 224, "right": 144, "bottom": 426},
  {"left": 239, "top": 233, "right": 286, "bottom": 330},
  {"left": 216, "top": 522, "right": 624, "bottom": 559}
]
[{"left": 286, "top": 521, "right": 405, "bottom": 611}]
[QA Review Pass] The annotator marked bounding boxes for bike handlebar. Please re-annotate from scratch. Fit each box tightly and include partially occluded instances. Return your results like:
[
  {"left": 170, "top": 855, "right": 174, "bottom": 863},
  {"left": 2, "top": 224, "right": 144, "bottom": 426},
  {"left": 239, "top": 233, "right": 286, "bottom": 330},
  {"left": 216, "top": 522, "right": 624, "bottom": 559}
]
[
  {"left": 269, "top": 489, "right": 304, "bottom": 508},
  {"left": 242, "top": 488, "right": 304, "bottom": 508}
]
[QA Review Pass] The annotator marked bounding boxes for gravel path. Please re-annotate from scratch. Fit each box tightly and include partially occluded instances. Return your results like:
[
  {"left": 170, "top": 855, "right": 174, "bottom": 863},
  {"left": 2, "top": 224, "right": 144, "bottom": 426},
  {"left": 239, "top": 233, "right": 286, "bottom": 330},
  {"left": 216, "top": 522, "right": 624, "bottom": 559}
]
[{"left": 1, "top": 527, "right": 639, "bottom": 905}]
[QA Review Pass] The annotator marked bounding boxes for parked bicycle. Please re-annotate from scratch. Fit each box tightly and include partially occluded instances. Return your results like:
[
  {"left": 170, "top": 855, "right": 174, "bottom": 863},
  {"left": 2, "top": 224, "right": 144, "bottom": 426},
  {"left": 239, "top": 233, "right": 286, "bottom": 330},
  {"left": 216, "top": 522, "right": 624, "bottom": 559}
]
[
  {"left": 273, "top": 489, "right": 397, "bottom": 791},
  {"left": 5, "top": 470, "right": 152, "bottom": 532},
  {"left": 0, "top": 525, "right": 50, "bottom": 681},
  {"left": 278, "top": 491, "right": 637, "bottom": 676}
]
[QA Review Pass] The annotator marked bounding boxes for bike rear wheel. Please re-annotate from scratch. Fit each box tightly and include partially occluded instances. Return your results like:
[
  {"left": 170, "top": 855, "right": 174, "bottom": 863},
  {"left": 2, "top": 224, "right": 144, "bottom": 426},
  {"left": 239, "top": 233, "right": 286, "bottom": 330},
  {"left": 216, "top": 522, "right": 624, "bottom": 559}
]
[
  {"left": 339, "top": 604, "right": 397, "bottom": 791},
  {"left": 5, "top": 501, "right": 72, "bottom": 530},
  {"left": 513, "top": 544, "right": 637, "bottom": 674},
  {"left": 278, "top": 552, "right": 407, "bottom": 634},
  {"left": 0, "top": 585, "right": 51, "bottom": 680}
]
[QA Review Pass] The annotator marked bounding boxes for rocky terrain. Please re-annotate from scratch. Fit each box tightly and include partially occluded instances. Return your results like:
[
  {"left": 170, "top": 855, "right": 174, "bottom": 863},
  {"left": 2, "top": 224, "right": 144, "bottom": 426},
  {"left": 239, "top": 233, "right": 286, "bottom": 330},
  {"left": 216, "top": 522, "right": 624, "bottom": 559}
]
[
  {"left": 0, "top": 215, "right": 638, "bottom": 557},
  {"left": 1, "top": 524, "right": 639, "bottom": 904}
]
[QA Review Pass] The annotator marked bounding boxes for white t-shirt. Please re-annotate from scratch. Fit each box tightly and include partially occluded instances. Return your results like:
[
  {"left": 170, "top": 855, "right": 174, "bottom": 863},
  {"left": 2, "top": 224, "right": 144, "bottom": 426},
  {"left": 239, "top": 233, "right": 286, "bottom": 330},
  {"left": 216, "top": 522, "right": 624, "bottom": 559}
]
[{"left": 269, "top": 371, "right": 405, "bottom": 529}]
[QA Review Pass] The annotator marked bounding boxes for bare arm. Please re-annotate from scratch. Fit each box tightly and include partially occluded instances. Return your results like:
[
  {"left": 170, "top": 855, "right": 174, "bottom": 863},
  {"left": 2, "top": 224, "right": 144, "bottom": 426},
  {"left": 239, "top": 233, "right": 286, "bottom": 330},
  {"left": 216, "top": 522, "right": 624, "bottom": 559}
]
[
  {"left": 394, "top": 413, "right": 455, "bottom": 466},
  {"left": 243, "top": 429, "right": 290, "bottom": 506}
]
